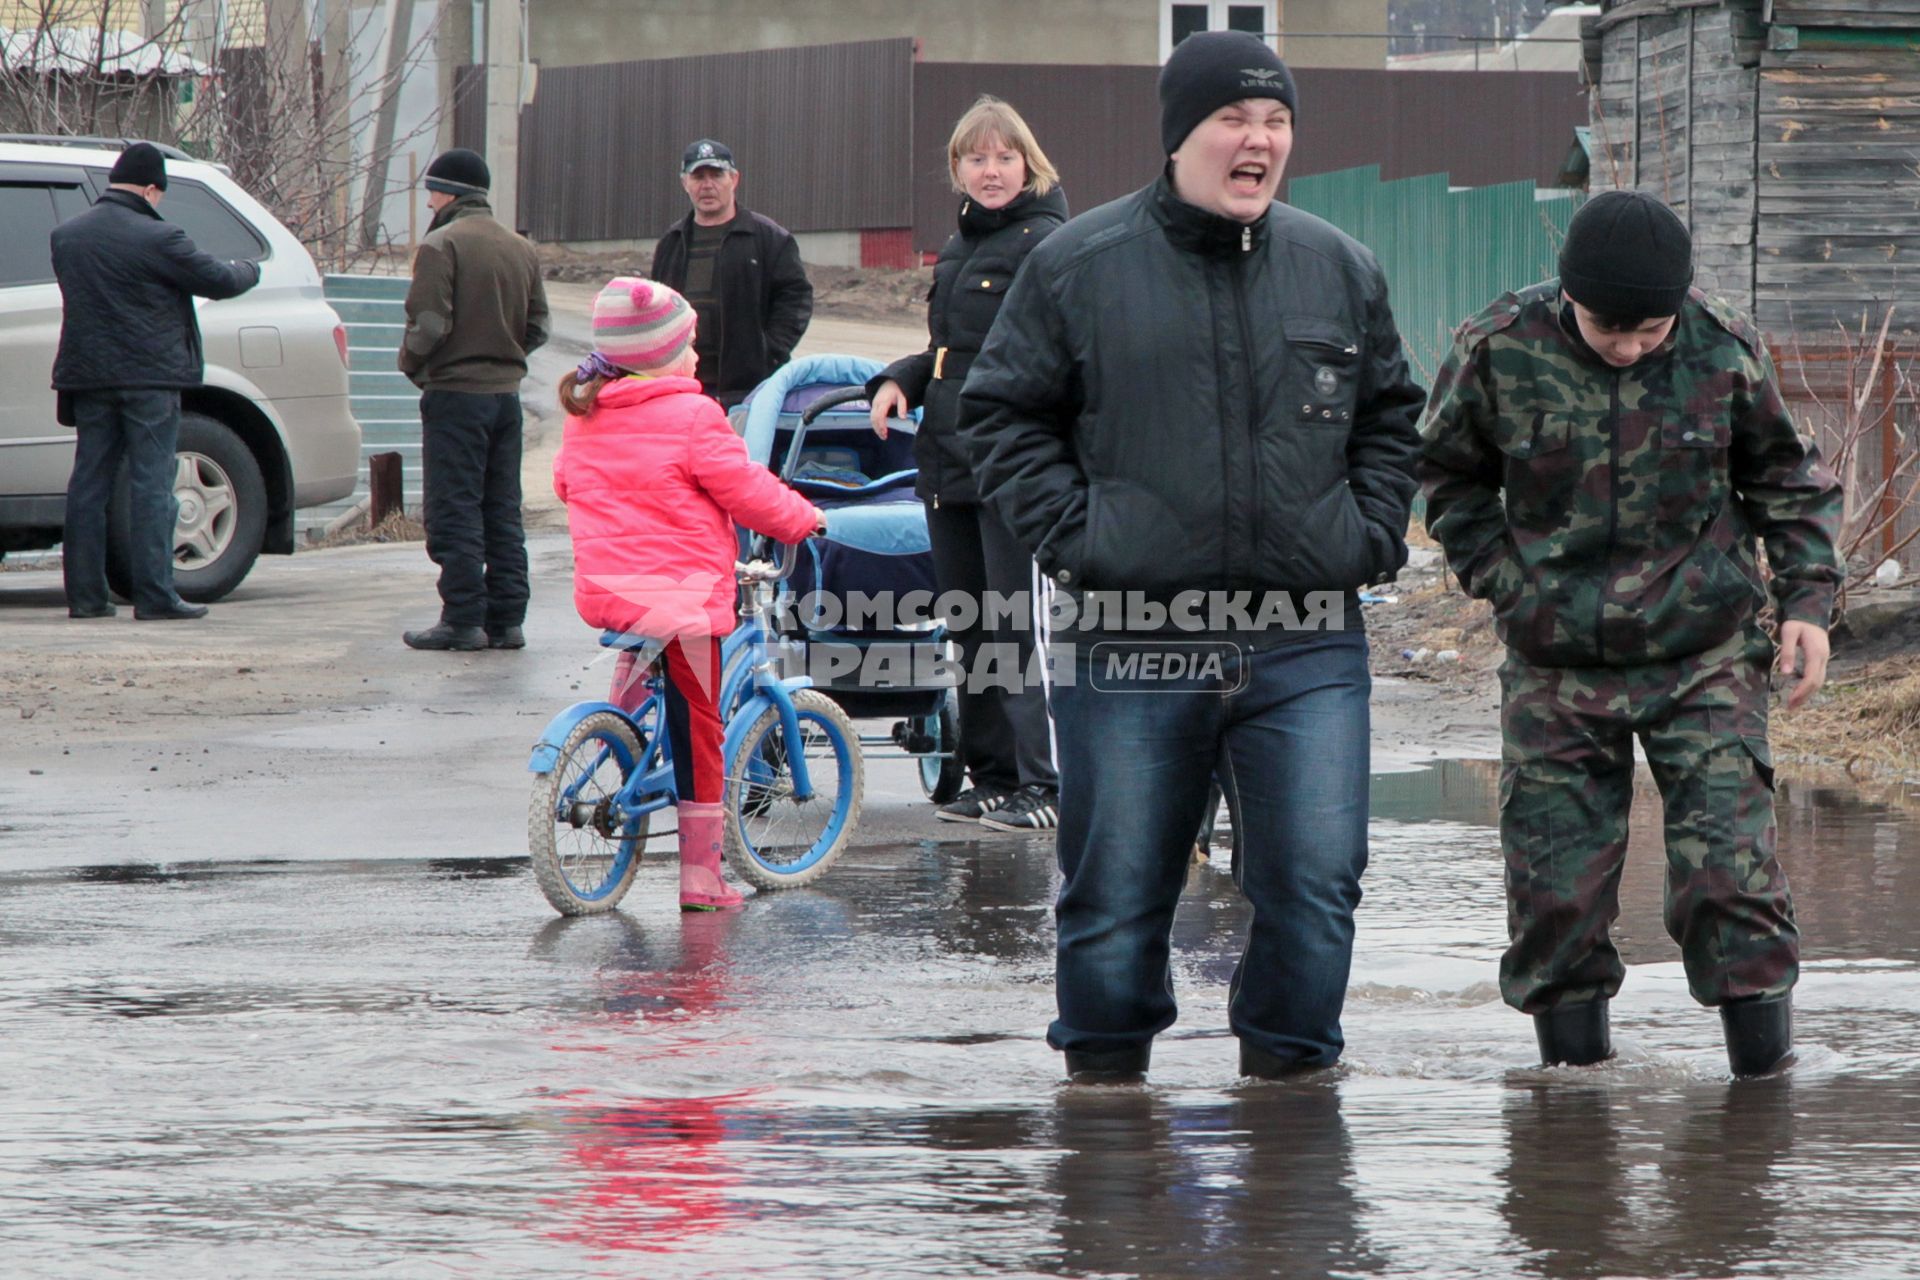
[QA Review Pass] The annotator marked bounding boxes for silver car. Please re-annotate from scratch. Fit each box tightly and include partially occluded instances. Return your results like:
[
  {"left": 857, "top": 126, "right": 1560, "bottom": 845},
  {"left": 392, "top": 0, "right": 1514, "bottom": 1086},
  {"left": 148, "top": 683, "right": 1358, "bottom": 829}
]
[{"left": 0, "top": 138, "right": 361, "bottom": 600}]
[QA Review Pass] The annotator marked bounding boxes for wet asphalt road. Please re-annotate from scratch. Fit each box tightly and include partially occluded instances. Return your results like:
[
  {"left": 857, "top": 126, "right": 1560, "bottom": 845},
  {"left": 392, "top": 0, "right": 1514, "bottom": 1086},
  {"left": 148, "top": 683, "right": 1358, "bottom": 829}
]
[
  {"left": 0, "top": 433, "right": 1912, "bottom": 1276},
  {"left": 4, "top": 756, "right": 1920, "bottom": 1277}
]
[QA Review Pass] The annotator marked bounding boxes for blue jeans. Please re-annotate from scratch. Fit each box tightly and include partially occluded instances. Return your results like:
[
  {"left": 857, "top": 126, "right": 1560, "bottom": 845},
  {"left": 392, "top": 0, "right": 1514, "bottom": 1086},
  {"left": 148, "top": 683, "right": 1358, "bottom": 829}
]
[
  {"left": 62, "top": 389, "right": 182, "bottom": 612},
  {"left": 1047, "top": 629, "right": 1372, "bottom": 1068}
]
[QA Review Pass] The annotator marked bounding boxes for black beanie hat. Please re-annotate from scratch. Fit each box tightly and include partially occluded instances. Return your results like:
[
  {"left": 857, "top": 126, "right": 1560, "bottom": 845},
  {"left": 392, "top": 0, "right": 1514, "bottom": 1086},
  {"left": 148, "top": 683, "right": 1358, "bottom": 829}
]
[
  {"left": 1558, "top": 190, "right": 1694, "bottom": 319},
  {"left": 424, "top": 148, "right": 490, "bottom": 196},
  {"left": 107, "top": 142, "right": 167, "bottom": 191},
  {"left": 1158, "top": 31, "right": 1298, "bottom": 155}
]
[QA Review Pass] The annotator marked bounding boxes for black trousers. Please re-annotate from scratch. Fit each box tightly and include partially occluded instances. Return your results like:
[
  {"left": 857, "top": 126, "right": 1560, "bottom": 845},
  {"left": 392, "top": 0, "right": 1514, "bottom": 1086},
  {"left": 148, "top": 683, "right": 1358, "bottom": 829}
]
[
  {"left": 925, "top": 500, "right": 1057, "bottom": 793},
  {"left": 63, "top": 388, "right": 182, "bottom": 613},
  {"left": 420, "top": 390, "right": 529, "bottom": 630}
]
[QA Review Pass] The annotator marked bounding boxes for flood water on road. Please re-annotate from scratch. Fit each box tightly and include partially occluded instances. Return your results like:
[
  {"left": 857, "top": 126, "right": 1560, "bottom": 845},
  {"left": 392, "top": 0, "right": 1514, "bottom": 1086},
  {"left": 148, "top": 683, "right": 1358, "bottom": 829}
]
[{"left": 3, "top": 761, "right": 1919, "bottom": 1277}]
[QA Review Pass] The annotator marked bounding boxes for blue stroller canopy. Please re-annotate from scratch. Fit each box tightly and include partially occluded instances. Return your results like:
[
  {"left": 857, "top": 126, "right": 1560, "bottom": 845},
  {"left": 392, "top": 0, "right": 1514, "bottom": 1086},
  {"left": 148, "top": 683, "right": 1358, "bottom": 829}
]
[{"left": 741, "top": 352, "right": 932, "bottom": 558}]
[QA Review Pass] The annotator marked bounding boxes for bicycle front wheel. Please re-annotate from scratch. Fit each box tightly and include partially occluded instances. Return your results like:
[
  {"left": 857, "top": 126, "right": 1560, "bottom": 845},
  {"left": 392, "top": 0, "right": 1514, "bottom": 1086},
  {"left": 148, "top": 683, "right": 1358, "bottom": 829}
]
[
  {"left": 724, "top": 688, "right": 863, "bottom": 890},
  {"left": 529, "top": 712, "right": 649, "bottom": 915}
]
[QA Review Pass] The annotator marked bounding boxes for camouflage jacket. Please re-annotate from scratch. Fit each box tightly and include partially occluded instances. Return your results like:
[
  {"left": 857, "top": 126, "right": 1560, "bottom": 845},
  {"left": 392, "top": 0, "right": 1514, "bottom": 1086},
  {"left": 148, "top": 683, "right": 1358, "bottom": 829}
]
[{"left": 1417, "top": 281, "right": 1842, "bottom": 668}]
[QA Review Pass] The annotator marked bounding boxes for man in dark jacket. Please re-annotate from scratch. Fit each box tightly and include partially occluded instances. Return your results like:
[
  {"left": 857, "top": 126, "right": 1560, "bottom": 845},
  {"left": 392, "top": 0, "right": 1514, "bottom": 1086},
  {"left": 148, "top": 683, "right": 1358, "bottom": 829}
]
[
  {"left": 651, "top": 140, "right": 812, "bottom": 408},
  {"left": 959, "top": 32, "right": 1424, "bottom": 1083},
  {"left": 399, "top": 148, "right": 550, "bottom": 652},
  {"left": 51, "top": 142, "right": 260, "bottom": 621}
]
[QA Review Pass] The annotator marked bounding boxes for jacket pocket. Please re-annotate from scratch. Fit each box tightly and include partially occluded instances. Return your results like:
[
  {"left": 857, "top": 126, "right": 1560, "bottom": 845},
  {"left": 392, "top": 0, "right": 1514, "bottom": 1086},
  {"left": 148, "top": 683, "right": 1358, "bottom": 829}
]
[
  {"left": 950, "top": 261, "right": 1016, "bottom": 342},
  {"left": 1652, "top": 415, "right": 1734, "bottom": 527},
  {"left": 1615, "top": 514, "right": 1763, "bottom": 663},
  {"left": 1494, "top": 409, "right": 1578, "bottom": 530},
  {"left": 1660, "top": 416, "right": 1732, "bottom": 451},
  {"left": 1283, "top": 316, "right": 1361, "bottom": 427},
  {"left": 1283, "top": 479, "right": 1375, "bottom": 589}
]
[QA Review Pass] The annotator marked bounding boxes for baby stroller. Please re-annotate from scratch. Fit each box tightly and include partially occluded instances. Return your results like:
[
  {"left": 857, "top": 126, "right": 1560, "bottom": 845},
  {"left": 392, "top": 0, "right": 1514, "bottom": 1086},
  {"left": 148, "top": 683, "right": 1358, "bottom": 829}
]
[{"left": 731, "top": 353, "right": 964, "bottom": 803}]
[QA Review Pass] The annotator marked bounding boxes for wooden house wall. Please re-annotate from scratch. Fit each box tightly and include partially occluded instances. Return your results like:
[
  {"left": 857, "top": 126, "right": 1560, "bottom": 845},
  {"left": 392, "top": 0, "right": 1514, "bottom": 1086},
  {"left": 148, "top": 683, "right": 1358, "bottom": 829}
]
[
  {"left": 1591, "top": 2, "right": 1763, "bottom": 312},
  {"left": 1755, "top": 39, "right": 1920, "bottom": 338},
  {"left": 1770, "top": 1, "right": 1920, "bottom": 28}
]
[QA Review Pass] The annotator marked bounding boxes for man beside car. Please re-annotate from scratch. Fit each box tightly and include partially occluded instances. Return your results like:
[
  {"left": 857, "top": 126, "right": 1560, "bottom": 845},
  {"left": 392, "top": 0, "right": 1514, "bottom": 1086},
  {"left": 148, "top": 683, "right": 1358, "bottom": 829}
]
[{"left": 50, "top": 141, "right": 260, "bottom": 621}]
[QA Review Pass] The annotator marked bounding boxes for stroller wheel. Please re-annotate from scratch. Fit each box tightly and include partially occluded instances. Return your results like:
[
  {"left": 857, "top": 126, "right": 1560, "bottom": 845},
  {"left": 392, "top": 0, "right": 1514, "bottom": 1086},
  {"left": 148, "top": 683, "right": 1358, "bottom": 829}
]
[{"left": 917, "top": 690, "right": 964, "bottom": 804}]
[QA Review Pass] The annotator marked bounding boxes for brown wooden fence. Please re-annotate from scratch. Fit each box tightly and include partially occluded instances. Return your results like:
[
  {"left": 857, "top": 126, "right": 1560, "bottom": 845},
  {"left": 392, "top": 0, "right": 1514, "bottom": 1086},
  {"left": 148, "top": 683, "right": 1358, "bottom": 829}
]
[
  {"left": 457, "top": 39, "right": 915, "bottom": 243},
  {"left": 457, "top": 41, "right": 1588, "bottom": 253}
]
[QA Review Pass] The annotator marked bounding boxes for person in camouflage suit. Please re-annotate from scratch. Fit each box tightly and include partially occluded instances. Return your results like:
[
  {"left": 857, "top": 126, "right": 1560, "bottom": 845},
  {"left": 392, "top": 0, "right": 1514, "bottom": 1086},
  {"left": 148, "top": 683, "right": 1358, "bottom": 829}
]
[{"left": 1418, "top": 191, "right": 1842, "bottom": 1077}]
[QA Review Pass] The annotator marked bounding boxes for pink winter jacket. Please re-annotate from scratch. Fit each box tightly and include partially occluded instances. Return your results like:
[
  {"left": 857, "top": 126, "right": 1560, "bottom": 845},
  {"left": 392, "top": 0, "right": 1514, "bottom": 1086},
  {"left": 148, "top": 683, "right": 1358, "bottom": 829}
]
[{"left": 553, "top": 375, "right": 817, "bottom": 637}]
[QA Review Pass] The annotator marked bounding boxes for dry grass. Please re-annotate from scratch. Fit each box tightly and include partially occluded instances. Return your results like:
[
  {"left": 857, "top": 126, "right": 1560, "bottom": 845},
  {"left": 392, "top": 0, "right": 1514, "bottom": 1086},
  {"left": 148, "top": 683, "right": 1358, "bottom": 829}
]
[
  {"left": 308, "top": 509, "right": 425, "bottom": 551},
  {"left": 1773, "top": 658, "right": 1920, "bottom": 780}
]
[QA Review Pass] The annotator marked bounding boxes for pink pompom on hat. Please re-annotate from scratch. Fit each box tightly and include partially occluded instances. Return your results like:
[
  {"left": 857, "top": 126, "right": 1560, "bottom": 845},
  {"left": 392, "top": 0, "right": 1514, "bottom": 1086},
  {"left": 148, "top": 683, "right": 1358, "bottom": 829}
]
[{"left": 591, "top": 276, "right": 696, "bottom": 375}]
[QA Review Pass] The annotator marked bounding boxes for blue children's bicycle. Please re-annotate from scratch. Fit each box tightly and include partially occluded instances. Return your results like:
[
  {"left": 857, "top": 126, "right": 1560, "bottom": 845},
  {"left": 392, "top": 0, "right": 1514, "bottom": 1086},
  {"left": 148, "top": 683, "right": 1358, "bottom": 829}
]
[{"left": 526, "top": 548, "right": 864, "bottom": 916}]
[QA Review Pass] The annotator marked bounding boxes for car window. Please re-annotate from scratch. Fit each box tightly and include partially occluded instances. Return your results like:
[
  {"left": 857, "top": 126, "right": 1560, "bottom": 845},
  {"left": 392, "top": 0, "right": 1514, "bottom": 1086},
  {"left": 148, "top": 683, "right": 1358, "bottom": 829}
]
[
  {"left": 0, "top": 185, "right": 60, "bottom": 286},
  {"left": 161, "top": 179, "right": 270, "bottom": 262},
  {"left": 49, "top": 184, "right": 89, "bottom": 221}
]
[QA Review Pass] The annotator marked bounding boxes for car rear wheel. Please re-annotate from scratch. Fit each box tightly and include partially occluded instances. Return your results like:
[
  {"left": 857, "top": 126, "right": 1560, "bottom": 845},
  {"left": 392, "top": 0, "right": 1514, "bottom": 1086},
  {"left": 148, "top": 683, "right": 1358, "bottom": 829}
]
[{"left": 106, "top": 412, "right": 268, "bottom": 604}]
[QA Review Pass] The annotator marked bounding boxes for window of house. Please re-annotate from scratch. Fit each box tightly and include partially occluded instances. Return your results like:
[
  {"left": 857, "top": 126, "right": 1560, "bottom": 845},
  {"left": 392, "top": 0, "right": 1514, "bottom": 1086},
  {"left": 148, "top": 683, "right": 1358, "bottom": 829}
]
[
  {"left": 1161, "top": 1, "right": 1278, "bottom": 60},
  {"left": 0, "top": 185, "right": 61, "bottom": 287}
]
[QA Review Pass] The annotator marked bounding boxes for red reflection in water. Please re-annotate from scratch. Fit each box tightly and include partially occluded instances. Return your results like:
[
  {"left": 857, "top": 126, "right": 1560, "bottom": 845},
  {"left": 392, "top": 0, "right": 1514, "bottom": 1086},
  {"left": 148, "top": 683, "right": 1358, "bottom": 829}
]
[
  {"left": 542, "top": 913, "right": 761, "bottom": 1254},
  {"left": 548, "top": 1092, "right": 760, "bottom": 1253}
]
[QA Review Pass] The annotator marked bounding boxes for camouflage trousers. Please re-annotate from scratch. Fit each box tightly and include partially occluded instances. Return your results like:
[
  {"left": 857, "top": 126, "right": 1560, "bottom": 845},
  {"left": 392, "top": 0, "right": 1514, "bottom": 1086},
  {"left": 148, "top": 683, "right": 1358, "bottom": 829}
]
[{"left": 1497, "top": 628, "right": 1797, "bottom": 1014}]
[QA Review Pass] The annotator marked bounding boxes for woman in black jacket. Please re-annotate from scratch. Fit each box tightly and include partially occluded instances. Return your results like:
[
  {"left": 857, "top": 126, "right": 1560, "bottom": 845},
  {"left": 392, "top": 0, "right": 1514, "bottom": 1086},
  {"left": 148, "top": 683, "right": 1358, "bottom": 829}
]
[{"left": 868, "top": 96, "right": 1067, "bottom": 831}]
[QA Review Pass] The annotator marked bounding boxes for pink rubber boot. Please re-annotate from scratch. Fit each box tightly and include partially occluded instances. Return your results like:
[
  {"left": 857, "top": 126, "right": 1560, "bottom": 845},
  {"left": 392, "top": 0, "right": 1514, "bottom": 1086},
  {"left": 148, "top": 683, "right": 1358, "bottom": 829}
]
[{"left": 677, "top": 801, "right": 744, "bottom": 911}]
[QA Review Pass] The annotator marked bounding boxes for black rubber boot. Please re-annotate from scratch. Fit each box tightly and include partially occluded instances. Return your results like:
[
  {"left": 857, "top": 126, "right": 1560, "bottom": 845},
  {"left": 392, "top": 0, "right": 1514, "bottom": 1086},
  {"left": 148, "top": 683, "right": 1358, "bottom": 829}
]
[
  {"left": 1721, "top": 996, "right": 1793, "bottom": 1078},
  {"left": 1063, "top": 1044, "right": 1150, "bottom": 1084},
  {"left": 1239, "top": 1041, "right": 1323, "bottom": 1081},
  {"left": 1534, "top": 999, "right": 1613, "bottom": 1066},
  {"left": 403, "top": 621, "right": 488, "bottom": 651}
]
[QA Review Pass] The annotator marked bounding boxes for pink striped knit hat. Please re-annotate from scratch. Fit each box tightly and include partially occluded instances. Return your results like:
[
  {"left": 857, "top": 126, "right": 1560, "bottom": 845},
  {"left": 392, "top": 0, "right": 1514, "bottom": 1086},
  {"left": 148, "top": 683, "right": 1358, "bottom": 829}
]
[{"left": 591, "top": 276, "right": 696, "bottom": 375}]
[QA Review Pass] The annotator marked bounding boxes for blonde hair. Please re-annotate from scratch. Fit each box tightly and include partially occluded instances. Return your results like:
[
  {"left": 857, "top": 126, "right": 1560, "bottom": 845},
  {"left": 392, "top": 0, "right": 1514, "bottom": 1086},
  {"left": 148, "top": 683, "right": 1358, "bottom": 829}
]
[{"left": 947, "top": 95, "right": 1058, "bottom": 198}]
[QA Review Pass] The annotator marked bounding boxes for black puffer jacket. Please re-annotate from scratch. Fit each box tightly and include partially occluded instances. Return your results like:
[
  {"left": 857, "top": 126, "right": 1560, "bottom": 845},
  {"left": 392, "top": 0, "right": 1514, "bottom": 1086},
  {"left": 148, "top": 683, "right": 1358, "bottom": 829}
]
[
  {"left": 651, "top": 205, "right": 812, "bottom": 403},
  {"left": 50, "top": 189, "right": 260, "bottom": 391},
  {"left": 958, "top": 174, "right": 1424, "bottom": 600},
  {"left": 868, "top": 186, "right": 1068, "bottom": 505}
]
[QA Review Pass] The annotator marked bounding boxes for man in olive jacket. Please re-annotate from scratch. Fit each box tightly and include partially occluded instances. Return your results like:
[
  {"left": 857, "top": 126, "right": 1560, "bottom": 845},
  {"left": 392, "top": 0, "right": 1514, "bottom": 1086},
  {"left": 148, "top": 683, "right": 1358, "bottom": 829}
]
[
  {"left": 959, "top": 33, "right": 1424, "bottom": 1084},
  {"left": 51, "top": 141, "right": 260, "bottom": 621},
  {"left": 399, "top": 148, "right": 550, "bottom": 651},
  {"left": 651, "top": 139, "right": 811, "bottom": 408}
]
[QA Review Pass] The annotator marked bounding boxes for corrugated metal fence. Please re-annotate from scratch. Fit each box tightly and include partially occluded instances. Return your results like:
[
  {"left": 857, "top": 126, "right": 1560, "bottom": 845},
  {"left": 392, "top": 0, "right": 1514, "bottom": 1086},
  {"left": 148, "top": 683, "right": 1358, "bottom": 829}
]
[{"left": 1289, "top": 166, "right": 1581, "bottom": 381}]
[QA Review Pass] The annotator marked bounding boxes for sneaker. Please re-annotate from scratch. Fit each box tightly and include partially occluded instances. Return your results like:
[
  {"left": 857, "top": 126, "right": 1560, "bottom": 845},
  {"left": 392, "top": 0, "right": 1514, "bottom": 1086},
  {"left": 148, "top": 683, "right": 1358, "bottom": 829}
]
[
  {"left": 979, "top": 784, "right": 1059, "bottom": 833},
  {"left": 936, "top": 785, "right": 1012, "bottom": 824}
]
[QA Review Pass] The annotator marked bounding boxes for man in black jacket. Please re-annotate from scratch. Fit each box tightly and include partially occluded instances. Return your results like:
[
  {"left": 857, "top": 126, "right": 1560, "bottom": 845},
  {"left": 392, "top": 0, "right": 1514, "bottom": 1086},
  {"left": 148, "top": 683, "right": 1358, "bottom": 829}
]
[
  {"left": 51, "top": 142, "right": 260, "bottom": 621},
  {"left": 959, "top": 33, "right": 1424, "bottom": 1084},
  {"left": 651, "top": 140, "right": 812, "bottom": 408}
]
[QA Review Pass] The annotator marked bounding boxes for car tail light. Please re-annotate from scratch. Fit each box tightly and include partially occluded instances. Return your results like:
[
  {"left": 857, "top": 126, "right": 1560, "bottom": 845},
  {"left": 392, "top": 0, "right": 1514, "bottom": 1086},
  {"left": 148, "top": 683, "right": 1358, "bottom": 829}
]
[{"left": 332, "top": 324, "right": 349, "bottom": 367}]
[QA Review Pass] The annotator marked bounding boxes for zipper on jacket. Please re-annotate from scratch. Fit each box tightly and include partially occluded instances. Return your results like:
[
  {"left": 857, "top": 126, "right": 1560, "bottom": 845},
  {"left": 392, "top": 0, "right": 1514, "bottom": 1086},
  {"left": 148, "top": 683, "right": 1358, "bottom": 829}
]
[
  {"left": 1229, "top": 253, "right": 1262, "bottom": 573},
  {"left": 1596, "top": 372, "right": 1622, "bottom": 664},
  {"left": 1242, "top": 225, "right": 1252, "bottom": 253}
]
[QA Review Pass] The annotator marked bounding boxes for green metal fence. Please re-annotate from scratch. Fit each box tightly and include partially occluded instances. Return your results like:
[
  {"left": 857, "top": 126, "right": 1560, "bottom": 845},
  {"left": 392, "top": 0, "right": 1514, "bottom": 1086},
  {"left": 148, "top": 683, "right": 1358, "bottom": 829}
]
[{"left": 1288, "top": 166, "right": 1581, "bottom": 385}]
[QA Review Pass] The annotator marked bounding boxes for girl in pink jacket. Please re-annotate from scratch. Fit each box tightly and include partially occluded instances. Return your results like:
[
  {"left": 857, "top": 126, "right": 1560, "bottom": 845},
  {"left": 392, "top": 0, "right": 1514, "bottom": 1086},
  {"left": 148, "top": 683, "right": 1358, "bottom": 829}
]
[{"left": 553, "top": 277, "right": 823, "bottom": 910}]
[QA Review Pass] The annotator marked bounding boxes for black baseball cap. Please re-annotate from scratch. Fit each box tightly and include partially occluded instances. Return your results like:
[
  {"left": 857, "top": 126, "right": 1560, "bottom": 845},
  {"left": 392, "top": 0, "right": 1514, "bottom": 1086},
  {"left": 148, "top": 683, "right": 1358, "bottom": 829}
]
[{"left": 681, "top": 139, "right": 736, "bottom": 176}]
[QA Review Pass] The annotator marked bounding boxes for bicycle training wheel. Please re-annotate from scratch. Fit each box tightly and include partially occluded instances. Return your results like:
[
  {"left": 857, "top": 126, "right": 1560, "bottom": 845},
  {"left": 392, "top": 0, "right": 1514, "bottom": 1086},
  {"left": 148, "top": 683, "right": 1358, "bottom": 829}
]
[
  {"left": 723, "top": 688, "right": 864, "bottom": 890},
  {"left": 529, "top": 712, "right": 649, "bottom": 915}
]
